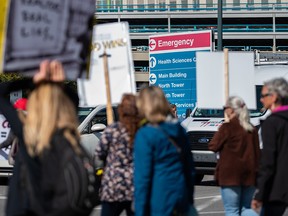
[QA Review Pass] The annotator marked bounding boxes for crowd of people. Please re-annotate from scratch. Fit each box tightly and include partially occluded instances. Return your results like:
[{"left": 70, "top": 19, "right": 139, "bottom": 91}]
[{"left": 0, "top": 59, "right": 288, "bottom": 216}]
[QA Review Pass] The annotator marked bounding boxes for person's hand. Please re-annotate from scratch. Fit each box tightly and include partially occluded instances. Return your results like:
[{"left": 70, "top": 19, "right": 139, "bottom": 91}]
[
  {"left": 251, "top": 199, "right": 262, "bottom": 214},
  {"left": 49, "top": 60, "right": 65, "bottom": 82},
  {"left": 33, "top": 60, "right": 50, "bottom": 84},
  {"left": 33, "top": 60, "right": 65, "bottom": 84}
]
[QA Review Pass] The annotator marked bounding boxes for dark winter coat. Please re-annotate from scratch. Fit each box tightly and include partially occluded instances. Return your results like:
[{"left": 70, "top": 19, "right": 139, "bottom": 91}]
[
  {"left": 208, "top": 117, "right": 260, "bottom": 186},
  {"left": 254, "top": 109, "right": 288, "bottom": 204}
]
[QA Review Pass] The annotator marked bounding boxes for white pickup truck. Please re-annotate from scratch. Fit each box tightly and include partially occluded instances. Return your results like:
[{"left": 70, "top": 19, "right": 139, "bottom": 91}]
[
  {"left": 181, "top": 64, "right": 288, "bottom": 183},
  {"left": 181, "top": 106, "right": 269, "bottom": 183}
]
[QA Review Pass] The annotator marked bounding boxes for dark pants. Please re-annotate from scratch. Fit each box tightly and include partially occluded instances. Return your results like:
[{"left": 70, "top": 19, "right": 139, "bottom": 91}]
[
  {"left": 261, "top": 202, "right": 287, "bottom": 216},
  {"left": 101, "top": 201, "right": 134, "bottom": 216}
]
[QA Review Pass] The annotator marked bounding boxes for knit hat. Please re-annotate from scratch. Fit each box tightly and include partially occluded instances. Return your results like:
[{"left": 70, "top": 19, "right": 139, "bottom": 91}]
[{"left": 13, "top": 98, "right": 27, "bottom": 111}]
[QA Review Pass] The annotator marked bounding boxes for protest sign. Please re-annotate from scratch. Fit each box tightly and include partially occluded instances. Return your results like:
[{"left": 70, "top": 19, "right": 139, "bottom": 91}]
[
  {"left": 2, "top": 0, "right": 95, "bottom": 79},
  {"left": 77, "top": 22, "right": 136, "bottom": 107},
  {"left": 0, "top": 0, "right": 10, "bottom": 72},
  {"left": 196, "top": 51, "right": 256, "bottom": 109}
]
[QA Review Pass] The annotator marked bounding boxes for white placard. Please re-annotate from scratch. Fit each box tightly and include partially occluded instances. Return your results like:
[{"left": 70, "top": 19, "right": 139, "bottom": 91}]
[
  {"left": 0, "top": 114, "right": 11, "bottom": 160},
  {"left": 77, "top": 22, "right": 136, "bottom": 106},
  {"left": 196, "top": 52, "right": 256, "bottom": 109}
]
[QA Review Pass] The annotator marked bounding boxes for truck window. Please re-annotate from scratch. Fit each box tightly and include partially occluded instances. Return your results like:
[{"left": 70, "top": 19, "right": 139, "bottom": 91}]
[{"left": 193, "top": 85, "right": 266, "bottom": 118}]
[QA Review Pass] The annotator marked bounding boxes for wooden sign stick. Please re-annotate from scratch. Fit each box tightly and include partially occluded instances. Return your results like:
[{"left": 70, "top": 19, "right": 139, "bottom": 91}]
[
  {"left": 224, "top": 48, "right": 229, "bottom": 101},
  {"left": 99, "top": 50, "right": 114, "bottom": 125}
]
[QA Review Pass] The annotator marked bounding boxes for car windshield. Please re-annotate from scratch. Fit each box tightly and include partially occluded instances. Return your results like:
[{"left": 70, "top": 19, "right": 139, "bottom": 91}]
[
  {"left": 78, "top": 107, "right": 94, "bottom": 124},
  {"left": 192, "top": 108, "right": 266, "bottom": 118}
]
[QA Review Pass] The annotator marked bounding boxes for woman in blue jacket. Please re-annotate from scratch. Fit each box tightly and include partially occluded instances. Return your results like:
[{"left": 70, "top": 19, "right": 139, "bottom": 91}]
[{"left": 134, "top": 86, "right": 196, "bottom": 216}]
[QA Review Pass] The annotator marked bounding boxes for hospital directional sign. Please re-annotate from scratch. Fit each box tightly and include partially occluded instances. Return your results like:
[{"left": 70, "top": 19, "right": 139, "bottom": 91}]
[{"left": 149, "top": 30, "right": 213, "bottom": 119}]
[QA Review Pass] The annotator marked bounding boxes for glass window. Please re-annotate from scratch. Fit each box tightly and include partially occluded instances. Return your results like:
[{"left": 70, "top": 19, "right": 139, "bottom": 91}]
[
  {"left": 81, "top": 106, "right": 118, "bottom": 135},
  {"left": 170, "top": 1, "right": 177, "bottom": 9},
  {"left": 193, "top": 0, "right": 199, "bottom": 9},
  {"left": 261, "top": 0, "right": 268, "bottom": 4},
  {"left": 247, "top": 0, "right": 254, "bottom": 7},
  {"left": 206, "top": 0, "right": 213, "bottom": 8},
  {"left": 127, "top": 0, "right": 134, "bottom": 10},
  {"left": 159, "top": 2, "right": 166, "bottom": 9},
  {"left": 78, "top": 107, "right": 94, "bottom": 124},
  {"left": 181, "top": 0, "right": 188, "bottom": 8},
  {"left": 233, "top": 0, "right": 240, "bottom": 7}
]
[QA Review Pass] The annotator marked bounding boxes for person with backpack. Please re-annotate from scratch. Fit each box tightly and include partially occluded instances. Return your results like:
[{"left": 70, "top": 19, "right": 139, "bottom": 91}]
[
  {"left": 94, "top": 94, "right": 140, "bottom": 216},
  {"left": 0, "top": 60, "right": 98, "bottom": 216},
  {"left": 251, "top": 78, "right": 288, "bottom": 216}
]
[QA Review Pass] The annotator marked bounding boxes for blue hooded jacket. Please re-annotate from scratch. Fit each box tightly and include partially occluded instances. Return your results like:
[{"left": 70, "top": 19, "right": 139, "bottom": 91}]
[{"left": 134, "top": 119, "right": 195, "bottom": 216}]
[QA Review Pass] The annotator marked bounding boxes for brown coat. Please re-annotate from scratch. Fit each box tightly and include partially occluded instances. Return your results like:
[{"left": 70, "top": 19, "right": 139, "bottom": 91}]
[{"left": 208, "top": 118, "right": 260, "bottom": 186}]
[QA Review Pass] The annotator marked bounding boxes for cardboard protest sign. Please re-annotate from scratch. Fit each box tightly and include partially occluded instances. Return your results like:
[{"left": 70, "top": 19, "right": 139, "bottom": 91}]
[
  {"left": 1, "top": 0, "right": 95, "bottom": 80},
  {"left": 77, "top": 22, "right": 136, "bottom": 107},
  {"left": 0, "top": 0, "right": 10, "bottom": 72}
]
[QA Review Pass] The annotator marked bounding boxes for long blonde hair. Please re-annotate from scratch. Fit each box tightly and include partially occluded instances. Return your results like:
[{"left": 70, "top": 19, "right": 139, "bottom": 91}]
[
  {"left": 137, "top": 86, "right": 171, "bottom": 124},
  {"left": 24, "top": 83, "right": 80, "bottom": 156}
]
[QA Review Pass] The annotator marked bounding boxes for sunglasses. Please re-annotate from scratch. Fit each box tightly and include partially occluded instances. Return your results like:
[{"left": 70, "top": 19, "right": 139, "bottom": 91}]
[{"left": 261, "top": 93, "right": 271, "bottom": 98}]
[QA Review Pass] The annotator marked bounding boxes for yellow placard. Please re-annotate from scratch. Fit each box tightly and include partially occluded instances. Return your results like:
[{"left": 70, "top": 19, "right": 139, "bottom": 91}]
[{"left": 0, "top": 0, "right": 10, "bottom": 73}]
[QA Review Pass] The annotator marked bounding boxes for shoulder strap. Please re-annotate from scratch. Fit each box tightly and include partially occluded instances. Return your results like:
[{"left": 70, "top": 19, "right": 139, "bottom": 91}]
[
  {"left": 157, "top": 126, "right": 181, "bottom": 153},
  {"left": 150, "top": 124, "right": 194, "bottom": 203}
]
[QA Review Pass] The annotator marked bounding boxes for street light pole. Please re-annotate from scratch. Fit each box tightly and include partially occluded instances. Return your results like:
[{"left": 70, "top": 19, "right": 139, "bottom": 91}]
[
  {"left": 217, "top": 0, "right": 223, "bottom": 51},
  {"left": 272, "top": 4, "right": 276, "bottom": 53}
]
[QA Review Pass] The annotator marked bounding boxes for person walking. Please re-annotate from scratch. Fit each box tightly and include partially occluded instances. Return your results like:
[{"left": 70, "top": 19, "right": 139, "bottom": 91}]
[
  {"left": 95, "top": 94, "right": 140, "bottom": 216},
  {"left": 0, "top": 60, "right": 91, "bottom": 216},
  {"left": 170, "top": 103, "right": 178, "bottom": 118},
  {"left": 208, "top": 96, "right": 260, "bottom": 216},
  {"left": 134, "top": 86, "right": 196, "bottom": 216},
  {"left": 0, "top": 98, "right": 27, "bottom": 165},
  {"left": 251, "top": 78, "right": 288, "bottom": 216}
]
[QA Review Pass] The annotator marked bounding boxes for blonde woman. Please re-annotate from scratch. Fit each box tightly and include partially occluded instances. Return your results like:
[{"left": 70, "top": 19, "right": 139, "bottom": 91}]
[
  {"left": 0, "top": 61, "right": 85, "bottom": 216},
  {"left": 208, "top": 96, "right": 260, "bottom": 216},
  {"left": 134, "top": 86, "right": 196, "bottom": 216}
]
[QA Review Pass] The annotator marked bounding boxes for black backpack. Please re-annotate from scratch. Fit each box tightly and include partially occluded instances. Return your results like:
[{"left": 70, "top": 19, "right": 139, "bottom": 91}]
[{"left": 20, "top": 130, "right": 102, "bottom": 216}]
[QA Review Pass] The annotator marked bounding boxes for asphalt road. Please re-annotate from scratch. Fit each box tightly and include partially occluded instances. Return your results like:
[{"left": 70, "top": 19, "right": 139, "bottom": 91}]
[
  {"left": 0, "top": 175, "right": 288, "bottom": 216},
  {"left": 0, "top": 175, "right": 222, "bottom": 216}
]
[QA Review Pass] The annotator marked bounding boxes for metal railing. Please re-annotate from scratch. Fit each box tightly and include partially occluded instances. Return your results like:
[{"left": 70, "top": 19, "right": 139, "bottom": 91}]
[
  {"left": 129, "top": 23, "right": 288, "bottom": 33},
  {"left": 96, "top": 2, "right": 288, "bottom": 13}
]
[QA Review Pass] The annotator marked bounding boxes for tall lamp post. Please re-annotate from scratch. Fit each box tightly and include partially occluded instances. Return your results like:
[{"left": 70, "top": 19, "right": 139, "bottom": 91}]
[{"left": 217, "top": 0, "right": 223, "bottom": 51}]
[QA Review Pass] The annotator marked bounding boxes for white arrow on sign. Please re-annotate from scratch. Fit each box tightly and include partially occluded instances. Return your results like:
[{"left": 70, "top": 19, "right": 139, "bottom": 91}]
[
  {"left": 149, "top": 56, "right": 157, "bottom": 68},
  {"left": 149, "top": 73, "right": 157, "bottom": 84}
]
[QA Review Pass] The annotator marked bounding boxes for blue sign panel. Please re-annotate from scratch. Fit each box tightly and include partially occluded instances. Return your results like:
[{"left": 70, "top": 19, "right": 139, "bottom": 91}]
[
  {"left": 150, "top": 50, "right": 210, "bottom": 119},
  {"left": 149, "top": 31, "right": 213, "bottom": 120}
]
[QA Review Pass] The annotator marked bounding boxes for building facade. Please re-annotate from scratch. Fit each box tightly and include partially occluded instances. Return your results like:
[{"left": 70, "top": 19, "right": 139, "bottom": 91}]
[{"left": 94, "top": 0, "right": 288, "bottom": 87}]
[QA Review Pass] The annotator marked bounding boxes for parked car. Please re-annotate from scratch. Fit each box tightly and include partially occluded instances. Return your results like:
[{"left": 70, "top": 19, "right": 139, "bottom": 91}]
[
  {"left": 0, "top": 104, "right": 118, "bottom": 177},
  {"left": 78, "top": 104, "right": 119, "bottom": 156}
]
